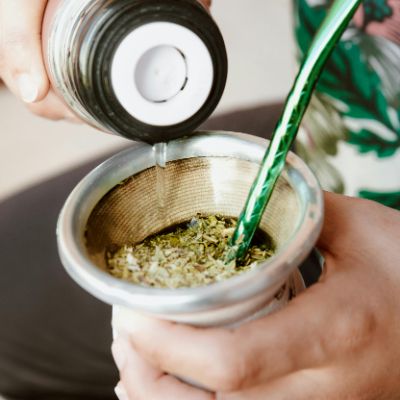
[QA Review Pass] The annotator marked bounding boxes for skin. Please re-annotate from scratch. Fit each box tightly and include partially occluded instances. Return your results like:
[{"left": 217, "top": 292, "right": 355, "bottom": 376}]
[
  {"left": 2, "top": 2, "right": 400, "bottom": 398},
  {"left": 111, "top": 192, "right": 400, "bottom": 399},
  {"left": 0, "top": 0, "right": 75, "bottom": 120},
  {"left": 0, "top": 0, "right": 210, "bottom": 121}
]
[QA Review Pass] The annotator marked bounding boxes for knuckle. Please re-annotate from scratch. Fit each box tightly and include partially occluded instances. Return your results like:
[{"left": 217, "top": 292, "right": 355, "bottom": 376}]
[
  {"left": 213, "top": 359, "right": 245, "bottom": 392},
  {"left": 329, "top": 307, "right": 377, "bottom": 354},
  {"left": 210, "top": 339, "right": 255, "bottom": 391},
  {"left": 140, "top": 344, "right": 167, "bottom": 371}
]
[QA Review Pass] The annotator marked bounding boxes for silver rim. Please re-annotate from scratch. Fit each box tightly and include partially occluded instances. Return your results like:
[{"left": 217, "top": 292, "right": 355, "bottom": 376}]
[{"left": 57, "top": 131, "right": 323, "bottom": 315}]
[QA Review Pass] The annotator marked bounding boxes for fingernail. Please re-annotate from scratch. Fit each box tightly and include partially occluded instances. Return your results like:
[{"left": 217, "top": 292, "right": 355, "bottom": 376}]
[
  {"left": 111, "top": 337, "right": 129, "bottom": 370},
  {"left": 17, "top": 73, "right": 39, "bottom": 103},
  {"left": 114, "top": 382, "right": 129, "bottom": 400}
]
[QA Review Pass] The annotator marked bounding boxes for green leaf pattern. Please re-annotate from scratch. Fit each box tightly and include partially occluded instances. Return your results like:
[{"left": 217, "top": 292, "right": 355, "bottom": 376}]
[
  {"left": 363, "top": 0, "right": 393, "bottom": 25},
  {"left": 359, "top": 190, "right": 400, "bottom": 209},
  {"left": 294, "top": 0, "right": 400, "bottom": 209}
]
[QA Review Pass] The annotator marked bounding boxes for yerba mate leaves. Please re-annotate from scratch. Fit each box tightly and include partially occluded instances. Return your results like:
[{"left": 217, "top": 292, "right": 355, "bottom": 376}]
[{"left": 106, "top": 215, "right": 274, "bottom": 289}]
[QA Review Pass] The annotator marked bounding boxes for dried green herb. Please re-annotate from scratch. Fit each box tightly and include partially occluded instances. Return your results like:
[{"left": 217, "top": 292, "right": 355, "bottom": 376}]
[{"left": 106, "top": 215, "right": 274, "bottom": 289}]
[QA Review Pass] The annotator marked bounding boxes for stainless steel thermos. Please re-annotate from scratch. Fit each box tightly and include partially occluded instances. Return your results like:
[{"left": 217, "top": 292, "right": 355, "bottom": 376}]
[{"left": 42, "top": 0, "right": 228, "bottom": 143}]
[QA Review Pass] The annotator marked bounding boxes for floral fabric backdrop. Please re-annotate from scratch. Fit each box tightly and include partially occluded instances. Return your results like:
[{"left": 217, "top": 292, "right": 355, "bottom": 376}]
[{"left": 294, "top": 0, "right": 400, "bottom": 209}]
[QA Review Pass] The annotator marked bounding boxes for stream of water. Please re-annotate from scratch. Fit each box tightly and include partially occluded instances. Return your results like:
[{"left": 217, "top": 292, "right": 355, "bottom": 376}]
[{"left": 153, "top": 142, "right": 168, "bottom": 219}]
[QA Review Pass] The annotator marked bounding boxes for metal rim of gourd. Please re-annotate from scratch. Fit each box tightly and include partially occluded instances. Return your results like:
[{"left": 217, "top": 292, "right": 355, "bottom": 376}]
[{"left": 57, "top": 132, "right": 324, "bottom": 315}]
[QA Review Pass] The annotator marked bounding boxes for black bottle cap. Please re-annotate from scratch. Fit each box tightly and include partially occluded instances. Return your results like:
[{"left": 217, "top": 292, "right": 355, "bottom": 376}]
[{"left": 74, "top": 0, "right": 228, "bottom": 144}]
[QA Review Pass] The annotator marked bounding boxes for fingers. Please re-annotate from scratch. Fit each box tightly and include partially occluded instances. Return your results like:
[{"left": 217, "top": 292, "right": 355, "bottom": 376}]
[
  {"left": 0, "top": 0, "right": 49, "bottom": 103},
  {"left": 27, "top": 90, "right": 79, "bottom": 121},
  {"left": 112, "top": 335, "right": 213, "bottom": 400},
  {"left": 113, "top": 296, "right": 333, "bottom": 392},
  {"left": 0, "top": 1, "right": 78, "bottom": 121},
  {"left": 113, "top": 307, "right": 241, "bottom": 392},
  {"left": 111, "top": 193, "right": 383, "bottom": 395}
]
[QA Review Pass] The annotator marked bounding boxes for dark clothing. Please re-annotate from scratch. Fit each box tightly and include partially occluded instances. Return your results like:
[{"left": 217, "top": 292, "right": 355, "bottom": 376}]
[{"left": 0, "top": 105, "right": 320, "bottom": 399}]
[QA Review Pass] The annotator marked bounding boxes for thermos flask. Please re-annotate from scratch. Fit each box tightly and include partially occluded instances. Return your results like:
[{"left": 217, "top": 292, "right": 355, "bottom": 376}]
[{"left": 42, "top": 0, "right": 228, "bottom": 143}]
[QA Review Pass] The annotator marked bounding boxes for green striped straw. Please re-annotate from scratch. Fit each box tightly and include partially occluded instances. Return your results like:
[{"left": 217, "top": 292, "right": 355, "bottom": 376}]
[{"left": 228, "top": 0, "right": 362, "bottom": 261}]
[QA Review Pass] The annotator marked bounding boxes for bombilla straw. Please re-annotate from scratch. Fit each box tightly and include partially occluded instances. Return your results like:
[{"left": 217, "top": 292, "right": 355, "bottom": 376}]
[{"left": 227, "top": 0, "right": 362, "bottom": 261}]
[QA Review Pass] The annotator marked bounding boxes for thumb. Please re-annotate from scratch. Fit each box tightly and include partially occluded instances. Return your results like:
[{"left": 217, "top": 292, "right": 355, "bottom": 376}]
[{"left": 0, "top": 0, "right": 49, "bottom": 103}]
